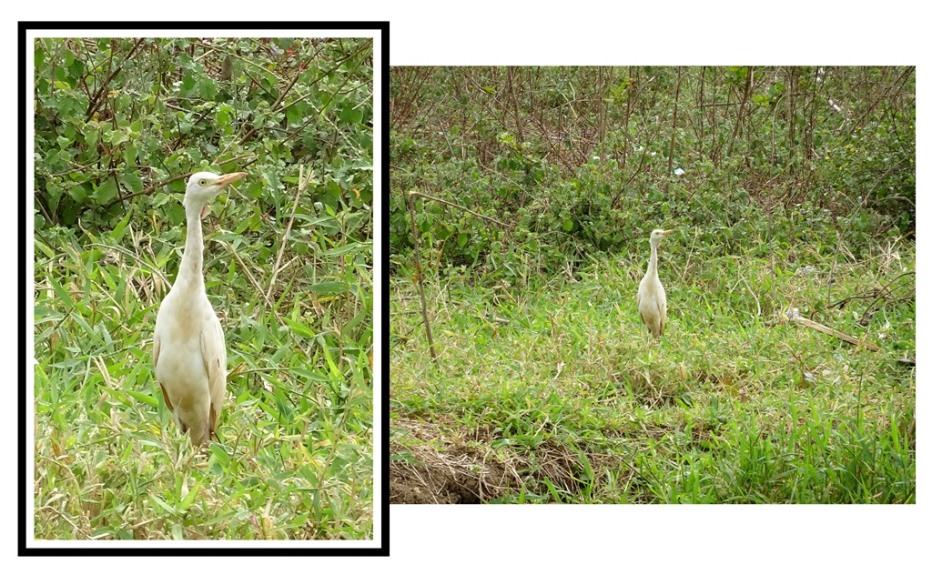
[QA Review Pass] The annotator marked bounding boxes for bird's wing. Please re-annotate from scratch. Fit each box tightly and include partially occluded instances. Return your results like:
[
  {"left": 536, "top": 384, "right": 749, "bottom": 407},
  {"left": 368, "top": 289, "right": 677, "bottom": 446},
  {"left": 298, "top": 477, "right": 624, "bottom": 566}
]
[
  {"left": 201, "top": 314, "right": 227, "bottom": 438},
  {"left": 655, "top": 298, "right": 665, "bottom": 336},
  {"left": 153, "top": 329, "right": 176, "bottom": 412},
  {"left": 153, "top": 330, "right": 160, "bottom": 368}
]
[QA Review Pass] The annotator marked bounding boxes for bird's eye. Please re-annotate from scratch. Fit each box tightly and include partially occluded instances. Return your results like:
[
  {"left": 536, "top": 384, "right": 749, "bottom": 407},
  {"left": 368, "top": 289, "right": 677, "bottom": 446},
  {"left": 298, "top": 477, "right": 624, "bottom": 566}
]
[{"left": 199, "top": 179, "right": 207, "bottom": 186}]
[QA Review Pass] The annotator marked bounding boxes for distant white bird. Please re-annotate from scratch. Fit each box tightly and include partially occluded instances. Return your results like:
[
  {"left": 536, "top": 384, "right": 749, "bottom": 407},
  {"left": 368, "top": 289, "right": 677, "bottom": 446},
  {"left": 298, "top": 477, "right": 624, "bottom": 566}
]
[
  {"left": 637, "top": 229, "right": 674, "bottom": 340},
  {"left": 153, "top": 171, "right": 246, "bottom": 446}
]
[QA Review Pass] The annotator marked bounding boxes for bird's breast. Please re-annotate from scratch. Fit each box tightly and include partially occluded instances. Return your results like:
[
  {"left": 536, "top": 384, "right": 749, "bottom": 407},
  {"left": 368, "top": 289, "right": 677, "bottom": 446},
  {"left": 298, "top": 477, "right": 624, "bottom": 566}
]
[
  {"left": 154, "top": 289, "right": 216, "bottom": 390},
  {"left": 155, "top": 339, "right": 207, "bottom": 385}
]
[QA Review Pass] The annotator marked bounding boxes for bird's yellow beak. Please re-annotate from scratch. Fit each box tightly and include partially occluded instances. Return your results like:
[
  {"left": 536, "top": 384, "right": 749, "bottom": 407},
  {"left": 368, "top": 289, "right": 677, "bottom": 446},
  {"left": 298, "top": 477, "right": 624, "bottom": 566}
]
[
  {"left": 661, "top": 229, "right": 674, "bottom": 236},
  {"left": 215, "top": 172, "right": 247, "bottom": 187}
]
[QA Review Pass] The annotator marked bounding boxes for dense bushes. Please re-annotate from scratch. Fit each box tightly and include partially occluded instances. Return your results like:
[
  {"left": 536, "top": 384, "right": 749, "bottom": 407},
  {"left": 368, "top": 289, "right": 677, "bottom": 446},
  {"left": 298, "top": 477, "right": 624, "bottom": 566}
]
[
  {"left": 35, "top": 37, "right": 373, "bottom": 232},
  {"left": 390, "top": 66, "right": 914, "bottom": 282}
]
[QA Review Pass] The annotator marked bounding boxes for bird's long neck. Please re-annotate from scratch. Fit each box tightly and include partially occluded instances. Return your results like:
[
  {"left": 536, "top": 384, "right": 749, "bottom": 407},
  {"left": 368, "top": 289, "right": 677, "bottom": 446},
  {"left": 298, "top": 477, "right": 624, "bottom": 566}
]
[
  {"left": 647, "top": 241, "right": 659, "bottom": 278},
  {"left": 177, "top": 201, "right": 206, "bottom": 291}
]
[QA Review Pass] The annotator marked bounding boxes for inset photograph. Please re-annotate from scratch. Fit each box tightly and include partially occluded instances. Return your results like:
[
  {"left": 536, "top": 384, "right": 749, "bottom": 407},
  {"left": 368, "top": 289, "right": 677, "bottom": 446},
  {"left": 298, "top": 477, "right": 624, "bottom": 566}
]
[
  {"left": 25, "top": 22, "right": 385, "bottom": 552},
  {"left": 389, "top": 66, "right": 915, "bottom": 504}
]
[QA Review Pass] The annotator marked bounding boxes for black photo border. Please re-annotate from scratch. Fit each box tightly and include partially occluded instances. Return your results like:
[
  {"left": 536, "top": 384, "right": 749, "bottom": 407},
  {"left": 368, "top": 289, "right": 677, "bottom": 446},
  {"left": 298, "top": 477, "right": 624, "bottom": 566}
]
[{"left": 19, "top": 20, "right": 390, "bottom": 557}]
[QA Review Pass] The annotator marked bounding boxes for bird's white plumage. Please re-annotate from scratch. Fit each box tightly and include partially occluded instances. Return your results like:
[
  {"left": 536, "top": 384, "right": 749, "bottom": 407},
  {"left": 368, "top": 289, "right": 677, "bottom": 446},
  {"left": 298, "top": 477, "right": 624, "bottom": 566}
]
[
  {"left": 637, "top": 228, "right": 673, "bottom": 339},
  {"left": 153, "top": 171, "right": 244, "bottom": 446}
]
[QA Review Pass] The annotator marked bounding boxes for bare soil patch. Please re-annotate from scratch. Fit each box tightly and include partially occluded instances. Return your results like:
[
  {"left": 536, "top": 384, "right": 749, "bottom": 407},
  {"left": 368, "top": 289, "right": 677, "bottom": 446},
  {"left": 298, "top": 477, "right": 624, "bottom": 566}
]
[
  {"left": 390, "top": 416, "right": 610, "bottom": 503},
  {"left": 390, "top": 418, "right": 518, "bottom": 503}
]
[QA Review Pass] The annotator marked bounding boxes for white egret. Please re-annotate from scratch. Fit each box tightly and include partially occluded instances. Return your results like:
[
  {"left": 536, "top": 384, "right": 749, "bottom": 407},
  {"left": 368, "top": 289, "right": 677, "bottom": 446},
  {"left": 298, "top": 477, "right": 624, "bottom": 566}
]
[
  {"left": 637, "top": 229, "right": 674, "bottom": 340},
  {"left": 153, "top": 171, "right": 246, "bottom": 446}
]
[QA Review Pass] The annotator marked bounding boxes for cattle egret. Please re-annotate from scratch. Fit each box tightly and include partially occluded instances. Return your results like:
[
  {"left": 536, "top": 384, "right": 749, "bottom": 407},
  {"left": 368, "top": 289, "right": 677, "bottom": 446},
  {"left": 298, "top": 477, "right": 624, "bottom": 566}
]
[
  {"left": 637, "top": 229, "right": 674, "bottom": 340},
  {"left": 153, "top": 171, "right": 246, "bottom": 446}
]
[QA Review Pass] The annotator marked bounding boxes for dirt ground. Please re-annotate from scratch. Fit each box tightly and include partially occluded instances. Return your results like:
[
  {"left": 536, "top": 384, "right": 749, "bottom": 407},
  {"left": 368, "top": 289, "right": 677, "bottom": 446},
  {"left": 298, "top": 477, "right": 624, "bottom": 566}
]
[{"left": 390, "top": 417, "right": 588, "bottom": 503}]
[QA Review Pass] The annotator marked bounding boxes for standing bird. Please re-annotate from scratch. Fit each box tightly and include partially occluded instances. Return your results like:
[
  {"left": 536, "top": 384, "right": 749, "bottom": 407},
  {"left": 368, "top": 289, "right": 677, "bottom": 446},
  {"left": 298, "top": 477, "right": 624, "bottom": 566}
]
[
  {"left": 637, "top": 229, "right": 674, "bottom": 340},
  {"left": 153, "top": 171, "right": 246, "bottom": 446}
]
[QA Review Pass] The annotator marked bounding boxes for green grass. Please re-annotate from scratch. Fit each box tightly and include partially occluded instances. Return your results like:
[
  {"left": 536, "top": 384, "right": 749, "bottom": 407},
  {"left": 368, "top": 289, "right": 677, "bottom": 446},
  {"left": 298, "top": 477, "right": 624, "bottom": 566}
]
[
  {"left": 390, "top": 236, "right": 915, "bottom": 504},
  {"left": 33, "top": 196, "right": 373, "bottom": 539}
]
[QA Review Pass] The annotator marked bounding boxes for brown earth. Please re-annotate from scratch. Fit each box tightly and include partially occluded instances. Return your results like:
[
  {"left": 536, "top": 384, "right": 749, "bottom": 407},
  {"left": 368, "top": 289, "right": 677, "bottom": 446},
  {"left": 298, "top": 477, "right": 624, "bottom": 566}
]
[{"left": 390, "top": 416, "right": 598, "bottom": 503}]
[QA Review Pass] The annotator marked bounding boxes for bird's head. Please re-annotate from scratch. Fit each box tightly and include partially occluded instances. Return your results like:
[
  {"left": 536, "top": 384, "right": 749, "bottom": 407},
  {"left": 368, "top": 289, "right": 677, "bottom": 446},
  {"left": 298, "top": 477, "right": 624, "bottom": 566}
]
[
  {"left": 183, "top": 171, "right": 247, "bottom": 217},
  {"left": 649, "top": 228, "right": 674, "bottom": 246}
]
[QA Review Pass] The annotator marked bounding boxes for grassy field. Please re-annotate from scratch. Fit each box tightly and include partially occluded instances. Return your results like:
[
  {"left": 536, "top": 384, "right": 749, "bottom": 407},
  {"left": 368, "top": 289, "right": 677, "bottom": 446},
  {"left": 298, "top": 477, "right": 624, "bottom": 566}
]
[
  {"left": 33, "top": 186, "right": 374, "bottom": 539},
  {"left": 390, "top": 233, "right": 915, "bottom": 503}
]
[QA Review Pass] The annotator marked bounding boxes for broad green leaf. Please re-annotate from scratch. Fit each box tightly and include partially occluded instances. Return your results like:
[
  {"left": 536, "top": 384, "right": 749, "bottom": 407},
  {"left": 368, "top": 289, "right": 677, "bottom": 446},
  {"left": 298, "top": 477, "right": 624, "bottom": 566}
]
[
  {"left": 149, "top": 494, "right": 176, "bottom": 516},
  {"left": 68, "top": 58, "right": 85, "bottom": 81},
  {"left": 324, "top": 244, "right": 365, "bottom": 257},
  {"left": 317, "top": 338, "right": 342, "bottom": 379},
  {"left": 216, "top": 104, "right": 233, "bottom": 128},
  {"left": 85, "top": 125, "right": 99, "bottom": 149},
  {"left": 198, "top": 78, "right": 218, "bottom": 100},
  {"left": 68, "top": 183, "right": 88, "bottom": 203},
  {"left": 177, "top": 480, "right": 202, "bottom": 513},
  {"left": 284, "top": 317, "right": 317, "bottom": 339},
  {"left": 181, "top": 71, "right": 195, "bottom": 92},
  {"left": 123, "top": 172, "right": 143, "bottom": 193},
  {"left": 93, "top": 179, "right": 119, "bottom": 204},
  {"left": 109, "top": 130, "right": 129, "bottom": 146},
  {"left": 123, "top": 145, "right": 137, "bottom": 166},
  {"left": 46, "top": 275, "right": 74, "bottom": 311},
  {"left": 340, "top": 106, "right": 363, "bottom": 124},
  {"left": 126, "top": 389, "right": 159, "bottom": 407}
]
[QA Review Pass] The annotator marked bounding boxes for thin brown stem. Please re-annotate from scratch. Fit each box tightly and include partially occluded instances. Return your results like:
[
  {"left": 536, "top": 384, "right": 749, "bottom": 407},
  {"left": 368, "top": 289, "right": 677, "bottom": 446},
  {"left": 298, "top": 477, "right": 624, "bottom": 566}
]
[
  {"left": 407, "top": 191, "right": 507, "bottom": 228},
  {"left": 406, "top": 191, "right": 438, "bottom": 362},
  {"left": 506, "top": 67, "right": 524, "bottom": 142},
  {"left": 85, "top": 38, "right": 146, "bottom": 121},
  {"left": 666, "top": 66, "right": 682, "bottom": 193},
  {"left": 266, "top": 165, "right": 310, "bottom": 305}
]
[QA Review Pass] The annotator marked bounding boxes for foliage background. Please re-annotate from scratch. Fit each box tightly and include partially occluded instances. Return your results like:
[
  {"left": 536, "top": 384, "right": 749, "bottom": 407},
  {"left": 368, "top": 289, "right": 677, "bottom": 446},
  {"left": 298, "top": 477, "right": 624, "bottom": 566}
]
[
  {"left": 33, "top": 37, "right": 374, "bottom": 539},
  {"left": 389, "top": 66, "right": 915, "bottom": 504},
  {"left": 391, "top": 67, "right": 914, "bottom": 276}
]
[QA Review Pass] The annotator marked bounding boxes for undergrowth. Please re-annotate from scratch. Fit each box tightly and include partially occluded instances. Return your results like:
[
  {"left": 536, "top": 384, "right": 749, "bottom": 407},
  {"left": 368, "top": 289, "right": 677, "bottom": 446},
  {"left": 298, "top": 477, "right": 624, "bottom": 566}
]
[
  {"left": 390, "top": 236, "right": 914, "bottom": 503},
  {"left": 34, "top": 186, "right": 374, "bottom": 538}
]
